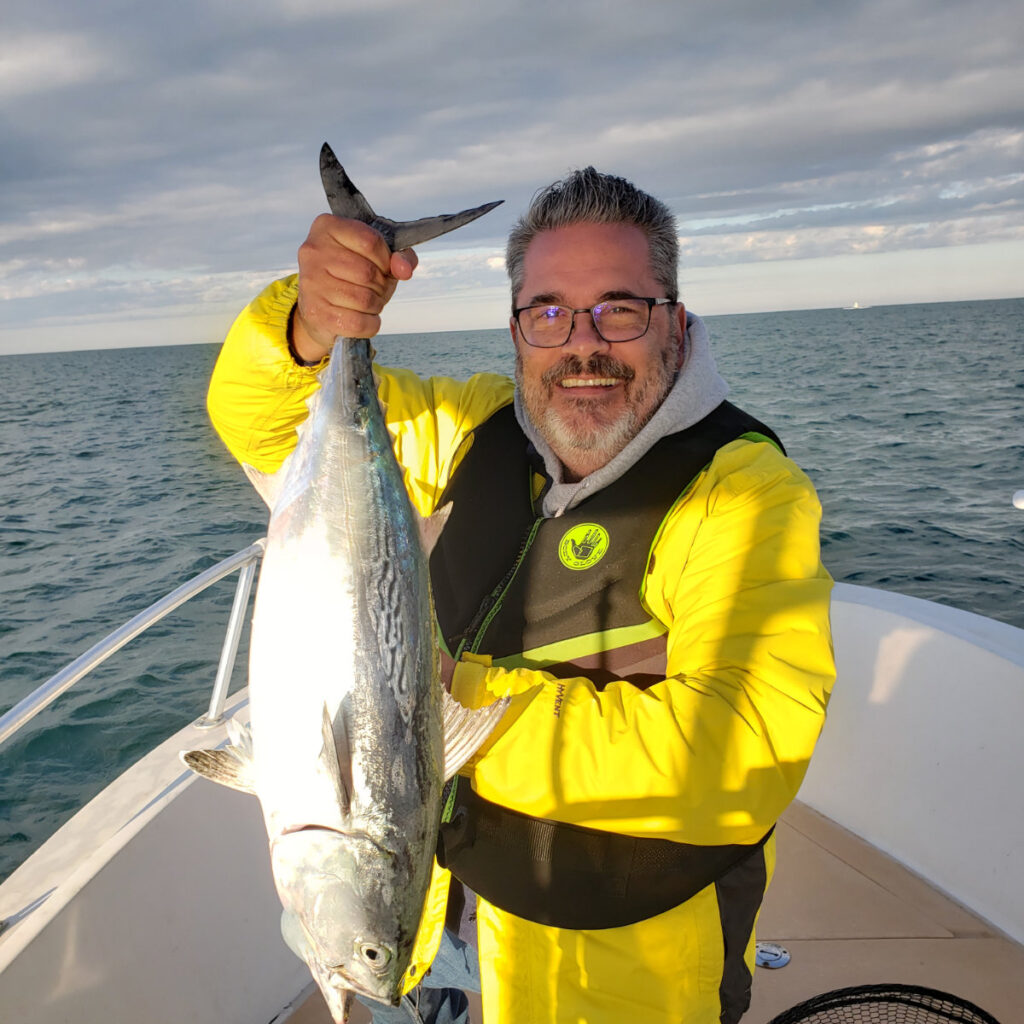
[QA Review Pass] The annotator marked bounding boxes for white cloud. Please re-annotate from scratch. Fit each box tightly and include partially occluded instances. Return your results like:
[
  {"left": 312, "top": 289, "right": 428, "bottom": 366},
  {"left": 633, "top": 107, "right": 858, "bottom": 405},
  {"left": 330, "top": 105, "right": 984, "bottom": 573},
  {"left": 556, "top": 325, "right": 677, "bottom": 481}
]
[
  {"left": 0, "top": 32, "right": 107, "bottom": 99},
  {"left": 680, "top": 211, "right": 1024, "bottom": 267}
]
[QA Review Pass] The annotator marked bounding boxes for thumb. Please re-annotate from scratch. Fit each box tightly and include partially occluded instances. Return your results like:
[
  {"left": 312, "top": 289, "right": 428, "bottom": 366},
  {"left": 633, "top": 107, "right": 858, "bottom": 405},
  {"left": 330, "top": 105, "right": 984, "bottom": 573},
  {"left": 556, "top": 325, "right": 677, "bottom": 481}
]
[{"left": 391, "top": 248, "right": 418, "bottom": 280}]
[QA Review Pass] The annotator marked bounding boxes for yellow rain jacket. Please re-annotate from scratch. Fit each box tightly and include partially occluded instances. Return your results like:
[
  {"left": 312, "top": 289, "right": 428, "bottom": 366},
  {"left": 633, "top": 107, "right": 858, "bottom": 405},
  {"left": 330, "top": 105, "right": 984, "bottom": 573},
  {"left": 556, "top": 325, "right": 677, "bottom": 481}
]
[{"left": 208, "top": 276, "right": 835, "bottom": 1024}]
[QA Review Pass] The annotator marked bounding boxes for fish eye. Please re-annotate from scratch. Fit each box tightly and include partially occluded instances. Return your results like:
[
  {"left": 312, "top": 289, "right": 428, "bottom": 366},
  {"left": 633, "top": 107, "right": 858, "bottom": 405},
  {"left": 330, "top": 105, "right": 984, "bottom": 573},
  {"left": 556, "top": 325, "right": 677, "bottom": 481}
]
[{"left": 358, "top": 942, "right": 392, "bottom": 972}]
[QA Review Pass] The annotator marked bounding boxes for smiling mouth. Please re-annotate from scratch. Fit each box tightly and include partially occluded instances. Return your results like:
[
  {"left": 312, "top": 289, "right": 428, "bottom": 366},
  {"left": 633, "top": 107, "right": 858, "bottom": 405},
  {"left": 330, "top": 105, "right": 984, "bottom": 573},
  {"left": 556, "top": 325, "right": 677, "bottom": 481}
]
[
  {"left": 559, "top": 377, "right": 620, "bottom": 389},
  {"left": 542, "top": 353, "right": 635, "bottom": 393}
]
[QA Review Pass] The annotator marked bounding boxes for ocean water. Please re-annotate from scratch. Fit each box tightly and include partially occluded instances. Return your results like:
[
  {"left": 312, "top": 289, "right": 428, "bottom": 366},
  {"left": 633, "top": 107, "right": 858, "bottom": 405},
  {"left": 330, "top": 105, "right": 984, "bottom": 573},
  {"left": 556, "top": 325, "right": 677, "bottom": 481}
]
[{"left": 1, "top": 297, "right": 1022, "bottom": 882}]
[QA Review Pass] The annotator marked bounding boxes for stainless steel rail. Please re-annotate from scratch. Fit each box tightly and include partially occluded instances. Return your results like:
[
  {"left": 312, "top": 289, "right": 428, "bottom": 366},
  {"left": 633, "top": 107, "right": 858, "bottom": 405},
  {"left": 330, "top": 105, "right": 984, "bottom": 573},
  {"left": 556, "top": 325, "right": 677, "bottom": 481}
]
[{"left": 0, "top": 540, "right": 266, "bottom": 749}]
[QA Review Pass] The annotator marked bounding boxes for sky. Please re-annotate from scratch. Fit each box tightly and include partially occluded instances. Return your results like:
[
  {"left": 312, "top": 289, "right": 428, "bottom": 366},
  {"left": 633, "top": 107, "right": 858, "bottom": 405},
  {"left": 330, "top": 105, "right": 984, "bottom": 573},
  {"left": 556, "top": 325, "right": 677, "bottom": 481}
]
[{"left": 1, "top": 0, "right": 1022, "bottom": 354}]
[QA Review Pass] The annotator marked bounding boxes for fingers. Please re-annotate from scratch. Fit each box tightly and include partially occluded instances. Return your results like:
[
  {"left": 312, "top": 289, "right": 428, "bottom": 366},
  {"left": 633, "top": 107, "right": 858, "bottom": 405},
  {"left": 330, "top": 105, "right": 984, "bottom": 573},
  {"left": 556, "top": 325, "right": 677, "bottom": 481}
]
[
  {"left": 293, "top": 215, "right": 417, "bottom": 359},
  {"left": 439, "top": 648, "right": 456, "bottom": 692},
  {"left": 312, "top": 212, "right": 394, "bottom": 271}
]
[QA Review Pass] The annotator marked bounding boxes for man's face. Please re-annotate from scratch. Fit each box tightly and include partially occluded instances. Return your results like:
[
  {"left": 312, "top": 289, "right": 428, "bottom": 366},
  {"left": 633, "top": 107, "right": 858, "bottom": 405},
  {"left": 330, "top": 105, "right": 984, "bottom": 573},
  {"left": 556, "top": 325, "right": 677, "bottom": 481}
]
[{"left": 510, "top": 222, "right": 686, "bottom": 479}]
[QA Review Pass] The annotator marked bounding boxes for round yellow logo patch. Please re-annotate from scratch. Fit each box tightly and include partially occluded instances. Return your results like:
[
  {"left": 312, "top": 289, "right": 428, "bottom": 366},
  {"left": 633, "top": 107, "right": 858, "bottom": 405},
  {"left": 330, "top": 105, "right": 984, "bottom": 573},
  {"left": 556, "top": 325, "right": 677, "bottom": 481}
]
[{"left": 558, "top": 523, "right": 610, "bottom": 571}]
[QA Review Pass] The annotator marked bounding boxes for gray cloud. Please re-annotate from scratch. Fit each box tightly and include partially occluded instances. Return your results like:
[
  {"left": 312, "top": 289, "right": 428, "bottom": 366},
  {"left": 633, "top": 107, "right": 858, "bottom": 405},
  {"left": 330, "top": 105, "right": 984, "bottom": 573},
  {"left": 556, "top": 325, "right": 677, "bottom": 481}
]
[{"left": 1, "top": 0, "right": 1022, "bottom": 347}]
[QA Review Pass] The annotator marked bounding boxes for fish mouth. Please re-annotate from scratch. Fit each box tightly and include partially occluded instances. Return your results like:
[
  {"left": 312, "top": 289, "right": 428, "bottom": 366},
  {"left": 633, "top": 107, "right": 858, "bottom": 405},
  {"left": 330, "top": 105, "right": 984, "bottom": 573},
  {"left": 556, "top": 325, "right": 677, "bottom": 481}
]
[
  {"left": 326, "top": 964, "right": 376, "bottom": 1000},
  {"left": 323, "top": 961, "right": 401, "bottom": 1005}
]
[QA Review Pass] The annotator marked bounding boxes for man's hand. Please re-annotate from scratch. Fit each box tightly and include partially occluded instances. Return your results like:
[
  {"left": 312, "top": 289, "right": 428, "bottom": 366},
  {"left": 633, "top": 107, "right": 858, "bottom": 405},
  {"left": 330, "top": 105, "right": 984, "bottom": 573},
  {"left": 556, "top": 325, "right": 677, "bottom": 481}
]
[
  {"left": 292, "top": 214, "right": 418, "bottom": 363},
  {"left": 439, "top": 648, "right": 457, "bottom": 693}
]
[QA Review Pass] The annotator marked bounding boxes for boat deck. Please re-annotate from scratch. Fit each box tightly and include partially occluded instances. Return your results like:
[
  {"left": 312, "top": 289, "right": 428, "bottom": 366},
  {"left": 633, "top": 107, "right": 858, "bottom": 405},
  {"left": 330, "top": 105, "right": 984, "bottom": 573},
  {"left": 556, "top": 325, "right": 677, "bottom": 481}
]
[
  {"left": 290, "top": 801, "right": 1024, "bottom": 1023},
  {"left": 749, "top": 801, "right": 1022, "bottom": 1021}
]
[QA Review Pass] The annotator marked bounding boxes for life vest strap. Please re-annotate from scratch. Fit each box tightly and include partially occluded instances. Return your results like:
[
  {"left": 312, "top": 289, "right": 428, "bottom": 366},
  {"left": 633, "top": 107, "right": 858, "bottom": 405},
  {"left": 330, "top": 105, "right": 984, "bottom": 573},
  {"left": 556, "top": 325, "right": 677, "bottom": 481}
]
[{"left": 437, "top": 780, "right": 772, "bottom": 930}]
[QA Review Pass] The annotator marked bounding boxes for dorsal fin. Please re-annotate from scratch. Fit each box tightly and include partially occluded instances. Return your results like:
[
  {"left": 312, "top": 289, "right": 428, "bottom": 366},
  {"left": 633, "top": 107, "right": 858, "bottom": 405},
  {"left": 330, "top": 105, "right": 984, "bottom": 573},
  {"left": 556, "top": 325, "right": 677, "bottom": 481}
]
[
  {"left": 417, "top": 502, "right": 452, "bottom": 556},
  {"left": 243, "top": 462, "right": 284, "bottom": 509}
]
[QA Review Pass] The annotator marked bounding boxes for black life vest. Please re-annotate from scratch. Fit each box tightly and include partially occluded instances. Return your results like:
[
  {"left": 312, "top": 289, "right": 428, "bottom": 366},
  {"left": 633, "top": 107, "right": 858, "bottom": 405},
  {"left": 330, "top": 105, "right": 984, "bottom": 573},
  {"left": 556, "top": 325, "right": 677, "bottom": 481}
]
[{"left": 432, "top": 400, "right": 782, "bottom": 929}]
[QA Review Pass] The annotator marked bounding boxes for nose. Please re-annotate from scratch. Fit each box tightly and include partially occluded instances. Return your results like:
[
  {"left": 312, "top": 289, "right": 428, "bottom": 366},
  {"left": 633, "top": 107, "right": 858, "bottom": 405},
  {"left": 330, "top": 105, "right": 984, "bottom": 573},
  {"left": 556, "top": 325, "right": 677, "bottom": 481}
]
[{"left": 565, "top": 308, "right": 610, "bottom": 355}]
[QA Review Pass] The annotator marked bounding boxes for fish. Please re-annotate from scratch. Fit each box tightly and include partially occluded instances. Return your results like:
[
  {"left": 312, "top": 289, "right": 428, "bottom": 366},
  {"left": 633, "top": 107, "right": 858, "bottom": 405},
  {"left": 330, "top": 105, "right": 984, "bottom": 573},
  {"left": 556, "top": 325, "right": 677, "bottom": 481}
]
[{"left": 183, "top": 144, "right": 504, "bottom": 1022}]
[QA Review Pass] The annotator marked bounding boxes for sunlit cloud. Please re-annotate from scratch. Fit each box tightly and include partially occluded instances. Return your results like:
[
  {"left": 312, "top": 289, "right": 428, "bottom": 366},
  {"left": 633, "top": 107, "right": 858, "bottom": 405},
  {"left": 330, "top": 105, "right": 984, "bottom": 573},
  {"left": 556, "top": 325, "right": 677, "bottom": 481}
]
[
  {"left": 680, "top": 213, "right": 1024, "bottom": 266},
  {"left": 1, "top": 0, "right": 1022, "bottom": 351}
]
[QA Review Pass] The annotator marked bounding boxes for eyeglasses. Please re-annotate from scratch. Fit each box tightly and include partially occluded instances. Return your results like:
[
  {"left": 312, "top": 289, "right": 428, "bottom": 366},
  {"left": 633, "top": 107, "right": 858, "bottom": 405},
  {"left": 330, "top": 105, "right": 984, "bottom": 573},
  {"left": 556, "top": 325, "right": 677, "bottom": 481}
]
[{"left": 513, "top": 297, "right": 675, "bottom": 348}]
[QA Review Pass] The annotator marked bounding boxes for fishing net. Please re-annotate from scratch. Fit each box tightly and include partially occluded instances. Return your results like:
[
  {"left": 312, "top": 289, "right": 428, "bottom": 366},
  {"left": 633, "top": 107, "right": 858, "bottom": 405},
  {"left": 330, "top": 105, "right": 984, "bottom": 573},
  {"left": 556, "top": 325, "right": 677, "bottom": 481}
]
[{"left": 765, "top": 983, "right": 1002, "bottom": 1023}]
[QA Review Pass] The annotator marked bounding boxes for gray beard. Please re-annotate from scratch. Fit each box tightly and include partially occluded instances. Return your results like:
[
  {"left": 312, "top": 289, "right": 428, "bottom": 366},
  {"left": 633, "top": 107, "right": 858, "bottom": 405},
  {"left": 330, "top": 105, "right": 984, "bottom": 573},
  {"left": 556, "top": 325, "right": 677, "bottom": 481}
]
[
  {"left": 536, "top": 396, "right": 643, "bottom": 459},
  {"left": 515, "top": 346, "right": 677, "bottom": 469}
]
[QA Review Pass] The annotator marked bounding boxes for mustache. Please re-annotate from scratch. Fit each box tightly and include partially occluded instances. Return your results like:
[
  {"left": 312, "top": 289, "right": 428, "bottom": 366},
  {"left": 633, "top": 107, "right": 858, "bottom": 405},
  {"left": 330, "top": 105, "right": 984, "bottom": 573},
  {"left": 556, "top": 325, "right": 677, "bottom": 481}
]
[{"left": 540, "top": 353, "right": 637, "bottom": 388}]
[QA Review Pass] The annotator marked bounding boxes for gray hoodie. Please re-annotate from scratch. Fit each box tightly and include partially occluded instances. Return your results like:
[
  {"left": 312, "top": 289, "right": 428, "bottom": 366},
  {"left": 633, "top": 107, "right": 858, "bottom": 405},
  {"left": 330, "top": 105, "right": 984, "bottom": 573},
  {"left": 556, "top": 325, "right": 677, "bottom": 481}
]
[{"left": 514, "top": 311, "right": 729, "bottom": 518}]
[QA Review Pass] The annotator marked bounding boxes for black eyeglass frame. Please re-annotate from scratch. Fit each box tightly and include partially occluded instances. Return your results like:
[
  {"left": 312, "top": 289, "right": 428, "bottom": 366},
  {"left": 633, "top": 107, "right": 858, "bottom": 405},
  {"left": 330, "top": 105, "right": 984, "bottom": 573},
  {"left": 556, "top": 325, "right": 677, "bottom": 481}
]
[{"left": 513, "top": 297, "right": 677, "bottom": 348}]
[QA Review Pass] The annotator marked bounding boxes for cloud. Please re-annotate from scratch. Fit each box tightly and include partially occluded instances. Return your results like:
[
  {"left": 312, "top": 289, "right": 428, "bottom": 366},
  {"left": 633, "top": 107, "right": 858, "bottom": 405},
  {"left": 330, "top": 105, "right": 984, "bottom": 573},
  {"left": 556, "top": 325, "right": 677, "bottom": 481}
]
[
  {"left": 0, "top": 32, "right": 108, "bottom": 100},
  {"left": 1, "top": 0, "right": 1023, "bottom": 349},
  {"left": 680, "top": 212, "right": 1024, "bottom": 268}
]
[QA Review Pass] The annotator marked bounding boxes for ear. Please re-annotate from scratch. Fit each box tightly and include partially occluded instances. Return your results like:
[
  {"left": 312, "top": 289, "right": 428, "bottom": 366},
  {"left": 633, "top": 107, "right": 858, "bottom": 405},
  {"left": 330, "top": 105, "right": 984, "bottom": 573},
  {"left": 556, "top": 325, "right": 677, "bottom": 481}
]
[
  {"left": 674, "top": 303, "right": 688, "bottom": 370},
  {"left": 508, "top": 315, "right": 518, "bottom": 347}
]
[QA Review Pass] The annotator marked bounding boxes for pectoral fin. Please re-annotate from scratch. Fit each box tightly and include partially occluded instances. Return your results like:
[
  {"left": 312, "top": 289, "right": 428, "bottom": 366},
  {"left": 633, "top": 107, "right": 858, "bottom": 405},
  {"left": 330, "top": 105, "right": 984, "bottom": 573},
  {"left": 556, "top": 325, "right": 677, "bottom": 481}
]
[{"left": 320, "top": 702, "right": 354, "bottom": 816}]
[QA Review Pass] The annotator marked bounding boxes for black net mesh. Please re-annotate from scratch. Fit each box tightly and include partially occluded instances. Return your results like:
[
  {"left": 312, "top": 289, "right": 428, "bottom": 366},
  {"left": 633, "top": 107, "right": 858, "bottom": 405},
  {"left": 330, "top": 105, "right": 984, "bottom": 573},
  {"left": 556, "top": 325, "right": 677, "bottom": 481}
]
[{"left": 765, "top": 984, "right": 1001, "bottom": 1024}]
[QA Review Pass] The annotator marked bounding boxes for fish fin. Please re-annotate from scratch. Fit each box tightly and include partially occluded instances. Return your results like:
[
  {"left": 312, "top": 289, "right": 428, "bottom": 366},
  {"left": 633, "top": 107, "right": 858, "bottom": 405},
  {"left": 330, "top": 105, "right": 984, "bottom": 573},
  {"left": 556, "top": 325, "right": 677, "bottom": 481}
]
[
  {"left": 225, "top": 717, "right": 255, "bottom": 758},
  {"left": 320, "top": 702, "right": 354, "bottom": 815},
  {"left": 243, "top": 462, "right": 285, "bottom": 509},
  {"left": 390, "top": 203, "right": 504, "bottom": 252},
  {"left": 440, "top": 690, "right": 511, "bottom": 781},
  {"left": 319, "top": 142, "right": 502, "bottom": 252},
  {"left": 180, "top": 745, "right": 257, "bottom": 794},
  {"left": 417, "top": 502, "right": 452, "bottom": 556},
  {"left": 243, "top": 362, "right": 329, "bottom": 510},
  {"left": 320, "top": 143, "right": 377, "bottom": 222}
]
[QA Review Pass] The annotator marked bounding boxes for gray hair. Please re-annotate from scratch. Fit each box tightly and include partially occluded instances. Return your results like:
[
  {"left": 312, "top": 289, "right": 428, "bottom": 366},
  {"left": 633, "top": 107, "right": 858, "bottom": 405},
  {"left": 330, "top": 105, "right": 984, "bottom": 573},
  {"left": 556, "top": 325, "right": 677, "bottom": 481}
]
[{"left": 505, "top": 167, "right": 679, "bottom": 308}]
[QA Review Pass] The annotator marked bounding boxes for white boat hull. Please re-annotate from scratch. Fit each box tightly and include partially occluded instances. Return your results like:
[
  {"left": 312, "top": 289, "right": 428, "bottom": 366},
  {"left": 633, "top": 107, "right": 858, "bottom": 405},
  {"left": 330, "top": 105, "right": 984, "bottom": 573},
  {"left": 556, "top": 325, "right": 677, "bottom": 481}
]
[
  {"left": 802, "top": 583, "right": 1024, "bottom": 945},
  {"left": 2, "top": 585, "right": 1023, "bottom": 1020},
  {"left": 0, "top": 692, "right": 307, "bottom": 1023}
]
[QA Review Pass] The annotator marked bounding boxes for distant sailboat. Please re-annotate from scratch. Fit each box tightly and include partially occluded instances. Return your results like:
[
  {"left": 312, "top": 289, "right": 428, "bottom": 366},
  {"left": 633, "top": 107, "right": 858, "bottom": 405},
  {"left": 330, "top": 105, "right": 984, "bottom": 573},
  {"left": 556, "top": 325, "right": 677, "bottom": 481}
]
[{"left": 843, "top": 300, "right": 870, "bottom": 310}]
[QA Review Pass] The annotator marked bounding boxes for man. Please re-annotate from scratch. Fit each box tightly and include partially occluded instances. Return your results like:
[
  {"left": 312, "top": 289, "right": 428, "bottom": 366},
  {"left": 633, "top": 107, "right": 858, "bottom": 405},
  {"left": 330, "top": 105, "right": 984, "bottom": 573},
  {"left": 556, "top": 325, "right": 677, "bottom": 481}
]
[{"left": 208, "top": 167, "right": 835, "bottom": 1024}]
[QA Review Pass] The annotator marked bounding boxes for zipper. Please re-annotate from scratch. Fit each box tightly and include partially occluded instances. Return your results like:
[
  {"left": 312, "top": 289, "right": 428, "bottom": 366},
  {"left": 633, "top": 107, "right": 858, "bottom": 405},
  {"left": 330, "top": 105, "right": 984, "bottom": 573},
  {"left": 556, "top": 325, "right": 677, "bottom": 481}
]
[{"left": 453, "top": 516, "right": 543, "bottom": 659}]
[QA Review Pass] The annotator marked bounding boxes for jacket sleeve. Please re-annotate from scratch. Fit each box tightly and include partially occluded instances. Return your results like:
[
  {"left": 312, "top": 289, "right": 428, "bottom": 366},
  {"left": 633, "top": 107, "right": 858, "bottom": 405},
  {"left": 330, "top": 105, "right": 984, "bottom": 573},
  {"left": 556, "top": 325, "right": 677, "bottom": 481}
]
[
  {"left": 450, "top": 439, "right": 835, "bottom": 847},
  {"left": 207, "top": 274, "right": 326, "bottom": 474},
  {"left": 206, "top": 275, "right": 515, "bottom": 514}
]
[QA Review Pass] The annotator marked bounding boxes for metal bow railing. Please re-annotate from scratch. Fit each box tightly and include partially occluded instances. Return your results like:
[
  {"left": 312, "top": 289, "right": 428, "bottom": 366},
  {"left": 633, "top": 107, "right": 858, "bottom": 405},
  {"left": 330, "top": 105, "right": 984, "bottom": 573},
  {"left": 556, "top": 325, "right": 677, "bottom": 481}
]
[{"left": 0, "top": 540, "right": 266, "bottom": 750}]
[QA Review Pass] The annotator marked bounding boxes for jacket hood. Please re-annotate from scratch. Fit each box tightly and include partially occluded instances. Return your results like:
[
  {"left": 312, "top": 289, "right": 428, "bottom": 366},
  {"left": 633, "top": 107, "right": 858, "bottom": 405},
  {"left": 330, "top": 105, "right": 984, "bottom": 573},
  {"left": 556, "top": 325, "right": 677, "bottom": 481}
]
[{"left": 515, "top": 311, "right": 729, "bottom": 517}]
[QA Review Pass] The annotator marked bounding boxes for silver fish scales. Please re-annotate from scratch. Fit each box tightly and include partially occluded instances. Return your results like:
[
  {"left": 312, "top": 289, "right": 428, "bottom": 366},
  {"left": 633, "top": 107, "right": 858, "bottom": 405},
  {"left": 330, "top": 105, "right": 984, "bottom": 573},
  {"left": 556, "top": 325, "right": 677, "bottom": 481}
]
[{"left": 184, "top": 146, "right": 504, "bottom": 1021}]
